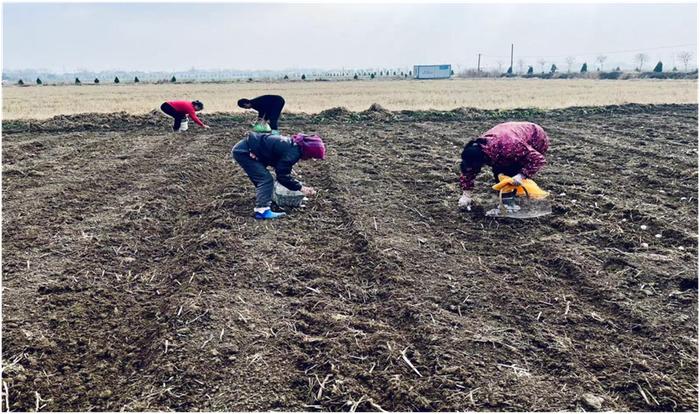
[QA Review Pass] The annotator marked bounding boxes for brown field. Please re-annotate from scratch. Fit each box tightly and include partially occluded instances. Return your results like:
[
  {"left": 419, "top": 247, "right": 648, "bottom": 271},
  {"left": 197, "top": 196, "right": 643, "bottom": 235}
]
[
  {"left": 2, "top": 79, "right": 697, "bottom": 119},
  {"left": 2, "top": 104, "right": 697, "bottom": 411}
]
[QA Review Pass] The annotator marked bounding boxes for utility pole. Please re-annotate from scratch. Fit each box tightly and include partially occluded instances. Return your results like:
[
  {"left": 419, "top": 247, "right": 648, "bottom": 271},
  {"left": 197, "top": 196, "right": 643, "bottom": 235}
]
[
  {"left": 510, "top": 44, "right": 514, "bottom": 71},
  {"left": 477, "top": 53, "right": 481, "bottom": 73}
]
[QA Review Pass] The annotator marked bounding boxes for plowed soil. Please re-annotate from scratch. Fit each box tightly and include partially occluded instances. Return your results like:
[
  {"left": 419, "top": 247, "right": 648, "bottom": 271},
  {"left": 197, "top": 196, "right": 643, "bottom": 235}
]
[{"left": 2, "top": 104, "right": 698, "bottom": 411}]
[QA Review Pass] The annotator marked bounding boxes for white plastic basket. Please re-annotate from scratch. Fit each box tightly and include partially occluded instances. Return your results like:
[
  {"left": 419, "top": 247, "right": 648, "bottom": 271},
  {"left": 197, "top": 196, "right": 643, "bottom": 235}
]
[
  {"left": 178, "top": 118, "right": 189, "bottom": 132},
  {"left": 272, "top": 182, "right": 306, "bottom": 207}
]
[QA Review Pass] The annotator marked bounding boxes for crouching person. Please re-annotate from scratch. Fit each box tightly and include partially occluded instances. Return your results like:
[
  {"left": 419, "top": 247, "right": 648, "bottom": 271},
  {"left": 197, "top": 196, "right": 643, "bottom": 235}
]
[
  {"left": 160, "top": 100, "right": 210, "bottom": 131},
  {"left": 232, "top": 132, "right": 325, "bottom": 220},
  {"left": 458, "top": 121, "right": 549, "bottom": 209}
]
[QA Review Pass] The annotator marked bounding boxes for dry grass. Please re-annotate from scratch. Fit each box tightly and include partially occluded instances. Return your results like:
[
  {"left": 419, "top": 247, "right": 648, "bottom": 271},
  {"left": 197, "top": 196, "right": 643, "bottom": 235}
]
[{"left": 2, "top": 78, "right": 697, "bottom": 120}]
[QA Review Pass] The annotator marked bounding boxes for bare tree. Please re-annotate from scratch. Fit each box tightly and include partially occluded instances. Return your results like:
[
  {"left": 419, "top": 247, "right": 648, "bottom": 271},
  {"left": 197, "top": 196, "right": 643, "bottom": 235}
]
[
  {"left": 678, "top": 51, "right": 693, "bottom": 72},
  {"left": 517, "top": 59, "right": 525, "bottom": 74},
  {"left": 596, "top": 55, "right": 608, "bottom": 71},
  {"left": 565, "top": 56, "right": 576, "bottom": 73},
  {"left": 635, "top": 53, "right": 648, "bottom": 72},
  {"left": 537, "top": 58, "right": 546, "bottom": 74}
]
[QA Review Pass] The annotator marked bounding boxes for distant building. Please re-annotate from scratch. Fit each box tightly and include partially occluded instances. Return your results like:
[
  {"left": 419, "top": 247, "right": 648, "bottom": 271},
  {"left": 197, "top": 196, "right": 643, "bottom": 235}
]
[{"left": 413, "top": 64, "right": 452, "bottom": 79}]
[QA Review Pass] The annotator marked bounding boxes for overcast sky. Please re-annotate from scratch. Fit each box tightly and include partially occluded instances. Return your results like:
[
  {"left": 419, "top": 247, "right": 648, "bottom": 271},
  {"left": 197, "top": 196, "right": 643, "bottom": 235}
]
[{"left": 3, "top": 2, "right": 697, "bottom": 72}]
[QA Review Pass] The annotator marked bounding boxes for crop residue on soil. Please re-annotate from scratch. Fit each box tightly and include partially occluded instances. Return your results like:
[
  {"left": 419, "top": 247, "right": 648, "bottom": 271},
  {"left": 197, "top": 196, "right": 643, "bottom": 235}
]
[{"left": 2, "top": 104, "right": 698, "bottom": 411}]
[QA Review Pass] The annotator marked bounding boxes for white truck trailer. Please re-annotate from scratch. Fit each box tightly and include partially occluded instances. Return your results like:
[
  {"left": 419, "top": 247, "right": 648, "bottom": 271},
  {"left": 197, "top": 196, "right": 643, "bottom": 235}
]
[{"left": 413, "top": 64, "right": 452, "bottom": 79}]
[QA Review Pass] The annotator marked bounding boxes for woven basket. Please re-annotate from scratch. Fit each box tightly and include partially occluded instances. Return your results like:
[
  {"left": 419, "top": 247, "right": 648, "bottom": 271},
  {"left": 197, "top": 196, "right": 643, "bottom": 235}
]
[{"left": 272, "top": 182, "right": 306, "bottom": 207}]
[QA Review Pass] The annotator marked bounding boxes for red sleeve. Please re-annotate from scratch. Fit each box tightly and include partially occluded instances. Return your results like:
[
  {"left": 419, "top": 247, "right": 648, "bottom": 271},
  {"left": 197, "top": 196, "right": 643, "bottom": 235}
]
[
  {"left": 459, "top": 167, "right": 480, "bottom": 191},
  {"left": 188, "top": 108, "right": 205, "bottom": 127}
]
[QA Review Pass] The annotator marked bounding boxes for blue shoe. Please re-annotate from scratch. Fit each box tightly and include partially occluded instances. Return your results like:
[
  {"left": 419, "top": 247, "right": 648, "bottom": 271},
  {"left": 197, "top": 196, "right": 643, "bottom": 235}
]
[{"left": 255, "top": 209, "right": 287, "bottom": 220}]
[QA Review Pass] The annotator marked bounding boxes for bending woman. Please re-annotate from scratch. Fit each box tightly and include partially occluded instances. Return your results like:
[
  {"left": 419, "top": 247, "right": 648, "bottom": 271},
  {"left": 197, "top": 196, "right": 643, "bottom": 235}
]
[
  {"left": 232, "top": 132, "right": 325, "bottom": 219},
  {"left": 237, "top": 95, "right": 286, "bottom": 135},
  {"left": 160, "top": 100, "right": 209, "bottom": 131},
  {"left": 458, "top": 122, "right": 550, "bottom": 209}
]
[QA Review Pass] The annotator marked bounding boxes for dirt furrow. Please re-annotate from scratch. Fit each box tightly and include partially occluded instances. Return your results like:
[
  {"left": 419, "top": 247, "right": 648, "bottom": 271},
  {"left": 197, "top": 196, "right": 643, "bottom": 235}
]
[{"left": 2, "top": 105, "right": 697, "bottom": 411}]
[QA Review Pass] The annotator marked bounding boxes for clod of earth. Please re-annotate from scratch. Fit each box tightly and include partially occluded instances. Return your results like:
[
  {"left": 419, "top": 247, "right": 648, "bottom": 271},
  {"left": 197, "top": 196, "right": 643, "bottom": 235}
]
[{"left": 581, "top": 393, "right": 604, "bottom": 411}]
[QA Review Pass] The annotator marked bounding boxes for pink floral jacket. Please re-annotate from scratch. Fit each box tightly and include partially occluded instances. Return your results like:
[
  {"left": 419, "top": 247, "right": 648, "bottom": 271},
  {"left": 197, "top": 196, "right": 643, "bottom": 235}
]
[{"left": 460, "top": 122, "right": 550, "bottom": 191}]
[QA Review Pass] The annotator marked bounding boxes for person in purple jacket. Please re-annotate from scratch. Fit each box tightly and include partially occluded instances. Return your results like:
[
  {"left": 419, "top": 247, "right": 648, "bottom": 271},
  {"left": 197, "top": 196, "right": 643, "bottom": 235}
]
[
  {"left": 232, "top": 132, "right": 325, "bottom": 220},
  {"left": 458, "top": 121, "right": 550, "bottom": 209}
]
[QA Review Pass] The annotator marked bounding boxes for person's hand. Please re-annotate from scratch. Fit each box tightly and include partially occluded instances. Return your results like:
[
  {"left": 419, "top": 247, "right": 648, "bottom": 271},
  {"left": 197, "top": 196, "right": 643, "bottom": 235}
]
[
  {"left": 301, "top": 186, "right": 316, "bottom": 197},
  {"left": 512, "top": 173, "right": 524, "bottom": 186},
  {"left": 458, "top": 191, "right": 472, "bottom": 210},
  {"left": 203, "top": 125, "right": 211, "bottom": 129}
]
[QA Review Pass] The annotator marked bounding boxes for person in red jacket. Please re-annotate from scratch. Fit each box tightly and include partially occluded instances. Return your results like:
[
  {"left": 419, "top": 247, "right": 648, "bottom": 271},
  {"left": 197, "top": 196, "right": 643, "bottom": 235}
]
[
  {"left": 458, "top": 121, "right": 550, "bottom": 209},
  {"left": 160, "top": 100, "right": 210, "bottom": 131}
]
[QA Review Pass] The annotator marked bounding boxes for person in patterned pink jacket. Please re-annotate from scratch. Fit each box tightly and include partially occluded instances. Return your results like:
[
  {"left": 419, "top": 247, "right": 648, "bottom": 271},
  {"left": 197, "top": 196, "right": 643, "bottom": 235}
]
[{"left": 458, "top": 121, "right": 550, "bottom": 209}]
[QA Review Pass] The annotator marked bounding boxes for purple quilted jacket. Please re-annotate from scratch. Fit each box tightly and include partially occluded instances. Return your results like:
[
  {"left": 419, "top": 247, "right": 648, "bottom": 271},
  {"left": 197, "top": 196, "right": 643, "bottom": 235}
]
[{"left": 460, "top": 122, "right": 550, "bottom": 191}]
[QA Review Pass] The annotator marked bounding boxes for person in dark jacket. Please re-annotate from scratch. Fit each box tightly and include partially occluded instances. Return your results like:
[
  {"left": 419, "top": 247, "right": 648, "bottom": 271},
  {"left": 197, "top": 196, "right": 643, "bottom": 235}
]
[
  {"left": 160, "top": 100, "right": 210, "bottom": 131},
  {"left": 237, "top": 95, "right": 286, "bottom": 135},
  {"left": 458, "top": 121, "right": 550, "bottom": 209},
  {"left": 232, "top": 132, "right": 325, "bottom": 219}
]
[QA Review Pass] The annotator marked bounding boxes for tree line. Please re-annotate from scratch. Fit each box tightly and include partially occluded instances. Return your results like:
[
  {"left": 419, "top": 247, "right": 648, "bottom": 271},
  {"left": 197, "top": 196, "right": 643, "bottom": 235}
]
[
  {"left": 487, "top": 51, "right": 695, "bottom": 77},
  {"left": 17, "top": 75, "right": 182, "bottom": 86},
  {"left": 17, "top": 71, "right": 420, "bottom": 86},
  {"left": 13, "top": 51, "right": 695, "bottom": 86}
]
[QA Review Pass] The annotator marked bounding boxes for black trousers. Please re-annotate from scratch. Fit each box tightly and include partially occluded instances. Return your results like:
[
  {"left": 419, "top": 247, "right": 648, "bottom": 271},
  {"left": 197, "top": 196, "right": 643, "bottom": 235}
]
[
  {"left": 161, "top": 102, "right": 184, "bottom": 131},
  {"left": 259, "top": 97, "right": 285, "bottom": 130},
  {"left": 232, "top": 139, "right": 274, "bottom": 208}
]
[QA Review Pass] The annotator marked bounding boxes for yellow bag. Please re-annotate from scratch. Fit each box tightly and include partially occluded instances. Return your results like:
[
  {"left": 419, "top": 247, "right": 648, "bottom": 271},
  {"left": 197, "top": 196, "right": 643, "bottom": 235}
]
[{"left": 492, "top": 174, "right": 549, "bottom": 199}]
